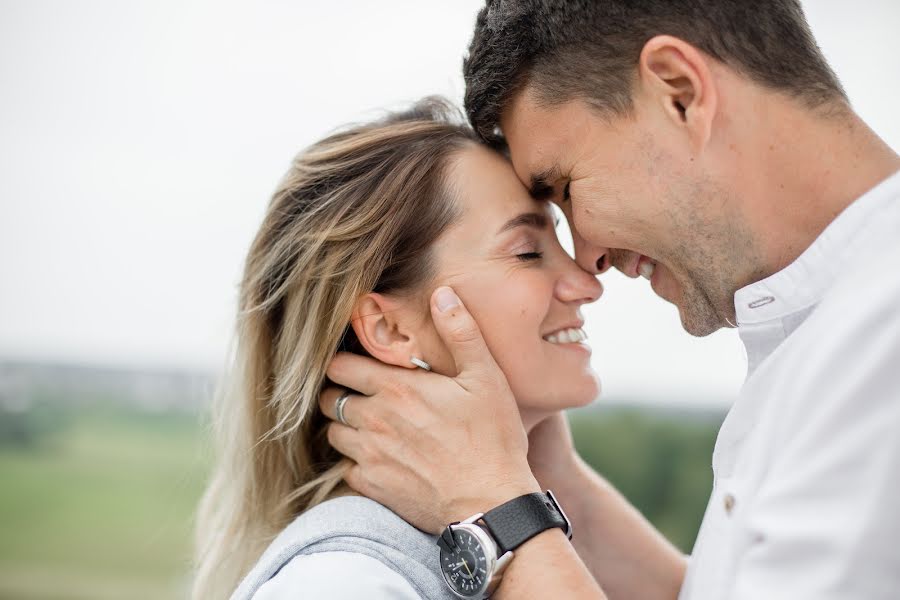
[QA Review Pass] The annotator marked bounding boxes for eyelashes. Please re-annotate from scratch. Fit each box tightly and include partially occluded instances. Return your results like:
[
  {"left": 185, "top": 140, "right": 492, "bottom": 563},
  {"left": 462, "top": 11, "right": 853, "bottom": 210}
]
[{"left": 516, "top": 251, "right": 544, "bottom": 262}]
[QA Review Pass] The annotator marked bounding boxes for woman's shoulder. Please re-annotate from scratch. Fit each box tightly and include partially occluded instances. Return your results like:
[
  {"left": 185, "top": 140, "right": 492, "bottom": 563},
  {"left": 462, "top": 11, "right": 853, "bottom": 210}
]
[
  {"left": 288, "top": 494, "right": 434, "bottom": 548},
  {"left": 234, "top": 495, "right": 450, "bottom": 600},
  {"left": 252, "top": 551, "right": 421, "bottom": 599},
  {"left": 299, "top": 493, "right": 413, "bottom": 525}
]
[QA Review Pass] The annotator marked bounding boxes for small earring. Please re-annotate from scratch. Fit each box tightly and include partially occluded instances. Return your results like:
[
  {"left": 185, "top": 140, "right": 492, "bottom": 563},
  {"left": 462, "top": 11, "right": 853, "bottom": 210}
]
[{"left": 410, "top": 356, "right": 431, "bottom": 371}]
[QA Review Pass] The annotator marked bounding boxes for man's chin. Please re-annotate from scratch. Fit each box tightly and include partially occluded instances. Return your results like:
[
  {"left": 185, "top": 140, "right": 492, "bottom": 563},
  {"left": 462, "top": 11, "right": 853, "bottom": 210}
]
[
  {"left": 676, "top": 300, "right": 729, "bottom": 337},
  {"left": 658, "top": 270, "right": 727, "bottom": 336},
  {"left": 671, "top": 286, "right": 725, "bottom": 337},
  {"left": 681, "top": 313, "right": 721, "bottom": 337}
]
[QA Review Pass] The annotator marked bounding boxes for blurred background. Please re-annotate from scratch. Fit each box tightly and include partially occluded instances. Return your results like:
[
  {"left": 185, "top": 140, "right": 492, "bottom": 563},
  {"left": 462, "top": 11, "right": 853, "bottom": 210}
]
[{"left": 1, "top": 1, "right": 898, "bottom": 598}]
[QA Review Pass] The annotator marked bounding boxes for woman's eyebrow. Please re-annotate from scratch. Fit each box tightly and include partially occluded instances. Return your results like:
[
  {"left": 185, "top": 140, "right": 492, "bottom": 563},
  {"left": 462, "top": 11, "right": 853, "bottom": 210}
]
[{"left": 498, "top": 212, "right": 550, "bottom": 234}]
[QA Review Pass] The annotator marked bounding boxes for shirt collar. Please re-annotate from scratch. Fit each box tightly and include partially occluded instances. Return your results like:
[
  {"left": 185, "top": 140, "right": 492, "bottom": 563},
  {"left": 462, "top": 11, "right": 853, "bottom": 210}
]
[{"left": 734, "top": 169, "right": 900, "bottom": 327}]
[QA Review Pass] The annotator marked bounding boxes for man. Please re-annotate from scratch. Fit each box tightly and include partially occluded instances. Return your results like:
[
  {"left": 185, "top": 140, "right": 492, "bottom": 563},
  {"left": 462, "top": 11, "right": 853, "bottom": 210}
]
[{"left": 319, "top": 1, "right": 900, "bottom": 598}]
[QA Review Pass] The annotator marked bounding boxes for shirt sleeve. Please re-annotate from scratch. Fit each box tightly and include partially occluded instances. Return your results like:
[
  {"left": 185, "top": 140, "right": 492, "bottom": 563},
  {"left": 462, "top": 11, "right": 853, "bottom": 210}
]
[
  {"left": 730, "top": 267, "right": 900, "bottom": 599},
  {"left": 252, "top": 551, "right": 423, "bottom": 599}
]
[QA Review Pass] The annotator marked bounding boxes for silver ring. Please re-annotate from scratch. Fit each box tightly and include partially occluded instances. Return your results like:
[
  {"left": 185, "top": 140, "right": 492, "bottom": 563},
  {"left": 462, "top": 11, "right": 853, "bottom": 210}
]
[{"left": 334, "top": 390, "right": 352, "bottom": 427}]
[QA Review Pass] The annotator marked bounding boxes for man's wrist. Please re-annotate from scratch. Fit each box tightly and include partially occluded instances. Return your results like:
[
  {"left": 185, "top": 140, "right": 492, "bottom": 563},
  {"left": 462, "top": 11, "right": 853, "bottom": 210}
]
[
  {"left": 492, "top": 527, "right": 605, "bottom": 600},
  {"left": 448, "top": 476, "right": 542, "bottom": 525}
]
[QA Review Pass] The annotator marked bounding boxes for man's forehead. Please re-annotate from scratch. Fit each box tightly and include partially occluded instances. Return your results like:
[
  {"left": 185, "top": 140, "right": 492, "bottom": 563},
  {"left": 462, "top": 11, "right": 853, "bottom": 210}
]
[
  {"left": 499, "top": 96, "right": 554, "bottom": 190},
  {"left": 499, "top": 89, "right": 547, "bottom": 153},
  {"left": 499, "top": 90, "right": 579, "bottom": 193}
]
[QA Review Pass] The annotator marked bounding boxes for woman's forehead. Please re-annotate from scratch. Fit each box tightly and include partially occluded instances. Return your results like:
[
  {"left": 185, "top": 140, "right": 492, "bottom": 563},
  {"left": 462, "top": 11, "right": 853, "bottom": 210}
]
[{"left": 448, "top": 144, "right": 542, "bottom": 222}]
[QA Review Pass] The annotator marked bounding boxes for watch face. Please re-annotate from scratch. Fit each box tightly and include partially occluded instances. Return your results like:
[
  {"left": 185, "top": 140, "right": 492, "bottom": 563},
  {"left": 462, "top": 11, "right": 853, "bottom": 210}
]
[{"left": 439, "top": 527, "right": 491, "bottom": 597}]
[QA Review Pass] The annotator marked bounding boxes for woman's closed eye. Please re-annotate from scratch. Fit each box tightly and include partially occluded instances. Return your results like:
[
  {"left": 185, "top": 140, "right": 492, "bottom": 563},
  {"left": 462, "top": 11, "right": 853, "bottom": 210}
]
[
  {"left": 512, "top": 240, "right": 544, "bottom": 262},
  {"left": 516, "top": 251, "right": 544, "bottom": 262}
]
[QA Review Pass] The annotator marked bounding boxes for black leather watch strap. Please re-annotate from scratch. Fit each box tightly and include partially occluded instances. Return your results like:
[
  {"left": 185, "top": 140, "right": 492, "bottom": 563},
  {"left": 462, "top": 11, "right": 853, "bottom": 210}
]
[{"left": 480, "top": 491, "right": 570, "bottom": 555}]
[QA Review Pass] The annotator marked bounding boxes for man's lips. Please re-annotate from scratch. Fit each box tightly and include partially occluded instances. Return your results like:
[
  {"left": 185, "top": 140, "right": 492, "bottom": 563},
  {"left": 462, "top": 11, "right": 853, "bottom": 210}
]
[
  {"left": 612, "top": 252, "right": 656, "bottom": 279},
  {"left": 637, "top": 256, "right": 656, "bottom": 280},
  {"left": 610, "top": 251, "right": 676, "bottom": 304}
]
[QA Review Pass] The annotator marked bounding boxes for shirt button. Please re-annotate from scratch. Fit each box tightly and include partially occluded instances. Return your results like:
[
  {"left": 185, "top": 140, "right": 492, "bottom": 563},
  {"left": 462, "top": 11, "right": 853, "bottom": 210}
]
[{"left": 723, "top": 493, "right": 737, "bottom": 515}]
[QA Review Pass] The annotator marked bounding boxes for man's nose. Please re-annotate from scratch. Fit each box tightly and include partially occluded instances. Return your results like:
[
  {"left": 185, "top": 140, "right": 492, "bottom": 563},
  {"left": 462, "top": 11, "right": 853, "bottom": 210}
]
[{"left": 572, "top": 232, "right": 611, "bottom": 275}]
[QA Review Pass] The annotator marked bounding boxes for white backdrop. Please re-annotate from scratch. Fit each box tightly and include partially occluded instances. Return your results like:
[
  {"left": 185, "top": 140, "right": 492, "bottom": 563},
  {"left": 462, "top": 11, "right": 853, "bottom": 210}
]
[{"left": 1, "top": 0, "right": 898, "bottom": 405}]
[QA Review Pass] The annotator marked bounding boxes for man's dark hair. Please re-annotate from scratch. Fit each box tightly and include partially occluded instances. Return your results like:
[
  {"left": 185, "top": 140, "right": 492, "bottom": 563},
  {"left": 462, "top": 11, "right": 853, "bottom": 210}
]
[{"left": 463, "top": 0, "right": 847, "bottom": 145}]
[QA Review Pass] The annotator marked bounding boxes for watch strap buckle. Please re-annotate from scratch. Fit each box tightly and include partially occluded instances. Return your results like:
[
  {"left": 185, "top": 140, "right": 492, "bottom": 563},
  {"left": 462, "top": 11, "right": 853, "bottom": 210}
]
[
  {"left": 437, "top": 524, "right": 459, "bottom": 554},
  {"left": 545, "top": 489, "right": 573, "bottom": 540}
]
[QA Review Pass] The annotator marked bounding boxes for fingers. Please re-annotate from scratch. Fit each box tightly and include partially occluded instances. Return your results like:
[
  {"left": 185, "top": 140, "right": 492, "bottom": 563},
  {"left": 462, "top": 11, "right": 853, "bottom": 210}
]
[
  {"left": 327, "top": 352, "right": 398, "bottom": 396},
  {"left": 430, "top": 286, "right": 499, "bottom": 380},
  {"left": 326, "top": 421, "right": 366, "bottom": 464},
  {"left": 318, "top": 386, "right": 344, "bottom": 421},
  {"left": 318, "top": 386, "right": 367, "bottom": 429}
]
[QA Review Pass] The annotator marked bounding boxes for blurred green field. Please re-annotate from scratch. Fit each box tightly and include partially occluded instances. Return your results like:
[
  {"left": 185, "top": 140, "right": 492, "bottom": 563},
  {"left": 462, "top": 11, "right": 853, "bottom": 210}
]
[
  {"left": 0, "top": 401, "right": 722, "bottom": 599},
  {"left": 0, "top": 406, "right": 209, "bottom": 600},
  {"left": 570, "top": 407, "right": 722, "bottom": 552}
]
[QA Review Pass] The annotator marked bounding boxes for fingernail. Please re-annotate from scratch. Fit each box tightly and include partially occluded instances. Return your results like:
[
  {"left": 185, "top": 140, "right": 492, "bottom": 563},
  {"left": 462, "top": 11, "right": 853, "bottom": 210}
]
[{"left": 435, "top": 287, "right": 460, "bottom": 313}]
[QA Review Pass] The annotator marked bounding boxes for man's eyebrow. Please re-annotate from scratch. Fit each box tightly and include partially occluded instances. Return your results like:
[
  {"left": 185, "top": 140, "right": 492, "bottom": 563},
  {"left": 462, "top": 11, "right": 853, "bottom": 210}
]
[
  {"left": 498, "top": 212, "right": 550, "bottom": 234},
  {"left": 529, "top": 165, "right": 562, "bottom": 200}
]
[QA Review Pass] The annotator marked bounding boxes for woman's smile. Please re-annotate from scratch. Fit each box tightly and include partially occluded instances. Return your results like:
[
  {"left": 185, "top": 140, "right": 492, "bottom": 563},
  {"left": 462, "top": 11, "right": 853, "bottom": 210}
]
[
  {"left": 420, "top": 143, "right": 603, "bottom": 430},
  {"left": 542, "top": 325, "right": 588, "bottom": 344}
]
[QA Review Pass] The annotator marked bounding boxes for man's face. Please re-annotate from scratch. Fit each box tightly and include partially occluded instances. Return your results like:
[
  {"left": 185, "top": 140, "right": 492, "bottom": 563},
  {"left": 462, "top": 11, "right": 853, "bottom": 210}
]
[{"left": 500, "top": 89, "right": 755, "bottom": 336}]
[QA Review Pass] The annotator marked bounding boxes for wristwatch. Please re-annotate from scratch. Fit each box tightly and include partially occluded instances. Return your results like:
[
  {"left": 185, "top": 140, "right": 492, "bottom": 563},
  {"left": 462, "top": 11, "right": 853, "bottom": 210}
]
[{"left": 437, "top": 490, "right": 572, "bottom": 599}]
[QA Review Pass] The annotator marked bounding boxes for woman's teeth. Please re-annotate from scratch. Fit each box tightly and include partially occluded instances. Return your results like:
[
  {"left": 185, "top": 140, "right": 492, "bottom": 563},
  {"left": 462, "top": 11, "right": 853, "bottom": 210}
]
[
  {"left": 544, "top": 328, "right": 588, "bottom": 344},
  {"left": 638, "top": 260, "right": 656, "bottom": 280}
]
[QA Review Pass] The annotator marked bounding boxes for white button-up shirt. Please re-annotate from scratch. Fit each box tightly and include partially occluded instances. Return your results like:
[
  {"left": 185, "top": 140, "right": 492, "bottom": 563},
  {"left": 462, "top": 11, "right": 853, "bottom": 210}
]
[{"left": 680, "top": 170, "right": 900, "bottom": 600}]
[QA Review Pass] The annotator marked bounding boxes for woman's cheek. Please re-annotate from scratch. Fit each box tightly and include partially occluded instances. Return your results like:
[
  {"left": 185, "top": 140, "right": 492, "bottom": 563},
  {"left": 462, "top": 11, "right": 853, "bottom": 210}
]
[{"left": 490, "top": 274, "right": 554, "bottom": 398}]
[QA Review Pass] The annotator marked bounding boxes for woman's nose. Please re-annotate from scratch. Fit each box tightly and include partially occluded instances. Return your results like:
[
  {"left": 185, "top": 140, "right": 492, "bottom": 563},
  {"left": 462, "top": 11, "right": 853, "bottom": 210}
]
[
  {"left": 572, "top": 230, "right": 611, "bottom": 275},
  {"left": 556, "top": 261, "right": 604, "bottom": 306}
]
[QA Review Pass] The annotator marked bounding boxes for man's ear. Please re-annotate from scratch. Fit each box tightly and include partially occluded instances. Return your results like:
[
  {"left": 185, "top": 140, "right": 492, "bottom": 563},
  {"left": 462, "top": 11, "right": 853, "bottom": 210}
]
[
  {"left": 638, "top": 35, "right": 718, "bottom": 151},
  {"left": 350, "top": 293, "right": 420, "bottom": 369}
]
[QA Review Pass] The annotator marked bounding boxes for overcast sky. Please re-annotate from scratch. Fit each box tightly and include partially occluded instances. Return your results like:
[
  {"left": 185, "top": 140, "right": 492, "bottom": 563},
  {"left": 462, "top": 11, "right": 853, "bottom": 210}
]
[{"left": 1, "top": 1, "right": 898, "bottom": 405}]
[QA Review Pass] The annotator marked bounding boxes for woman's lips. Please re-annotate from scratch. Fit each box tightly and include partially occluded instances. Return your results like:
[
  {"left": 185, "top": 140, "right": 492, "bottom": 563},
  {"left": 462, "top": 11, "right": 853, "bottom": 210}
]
[{"left": 542, "top": 327, "right": 588, "bottom": 344}]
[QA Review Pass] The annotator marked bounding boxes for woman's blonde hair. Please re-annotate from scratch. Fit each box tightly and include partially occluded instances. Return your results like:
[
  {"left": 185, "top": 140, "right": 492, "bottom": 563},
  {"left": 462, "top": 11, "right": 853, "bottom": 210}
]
[{"left": 192, "top": 98, "right": 478, "bottom": 599}]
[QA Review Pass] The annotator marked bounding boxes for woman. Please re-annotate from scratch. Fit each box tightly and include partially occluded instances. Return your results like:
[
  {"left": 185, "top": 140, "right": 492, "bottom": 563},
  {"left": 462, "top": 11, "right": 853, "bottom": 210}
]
[{"left": 192, "top": 98, "right": 602, "bottom": 599}]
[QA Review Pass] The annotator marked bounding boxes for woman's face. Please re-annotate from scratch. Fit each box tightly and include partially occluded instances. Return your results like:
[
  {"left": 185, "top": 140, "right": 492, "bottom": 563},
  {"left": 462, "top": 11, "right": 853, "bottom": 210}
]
[{"left": 417, "top": 144, "right": 603, "bottom": 430}]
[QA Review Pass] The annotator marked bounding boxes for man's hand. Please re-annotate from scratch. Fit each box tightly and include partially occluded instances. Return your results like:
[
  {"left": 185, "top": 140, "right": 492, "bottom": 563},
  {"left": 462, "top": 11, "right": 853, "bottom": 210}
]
[{"left": 318, "top": 286, "right": 540, "bottom": 534}]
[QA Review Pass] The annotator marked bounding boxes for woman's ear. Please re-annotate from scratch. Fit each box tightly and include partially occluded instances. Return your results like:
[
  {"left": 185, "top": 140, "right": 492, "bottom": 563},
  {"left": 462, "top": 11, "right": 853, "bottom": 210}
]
[{"left": 350, "top": 292, "right": 421, "bottom": 369}]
